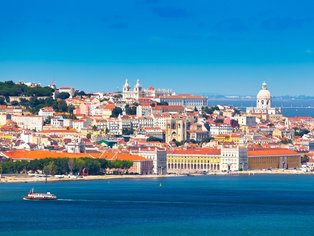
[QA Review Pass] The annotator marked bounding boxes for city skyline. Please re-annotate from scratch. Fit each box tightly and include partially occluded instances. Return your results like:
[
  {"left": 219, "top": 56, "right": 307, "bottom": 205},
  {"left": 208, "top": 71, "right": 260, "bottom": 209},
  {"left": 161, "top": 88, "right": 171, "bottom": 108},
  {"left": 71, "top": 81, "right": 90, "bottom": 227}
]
[{"left": 1, "top": 0, "right": 314, "bottom": 95}]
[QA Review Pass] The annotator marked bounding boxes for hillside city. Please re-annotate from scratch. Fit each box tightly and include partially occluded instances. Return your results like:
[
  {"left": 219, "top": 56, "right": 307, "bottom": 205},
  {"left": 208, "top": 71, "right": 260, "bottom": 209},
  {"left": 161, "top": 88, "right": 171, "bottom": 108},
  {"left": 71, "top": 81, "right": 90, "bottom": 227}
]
[{"left": 0, "top": 80, "right": 313, "bottom": 177}]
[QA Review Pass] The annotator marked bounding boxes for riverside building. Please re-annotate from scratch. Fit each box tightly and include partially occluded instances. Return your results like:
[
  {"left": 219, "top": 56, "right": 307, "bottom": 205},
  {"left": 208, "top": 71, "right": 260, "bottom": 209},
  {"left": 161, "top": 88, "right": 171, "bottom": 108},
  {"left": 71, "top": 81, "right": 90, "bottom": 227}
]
[{"left": 166, "top": 148, "right": 221, "bottom": 174}]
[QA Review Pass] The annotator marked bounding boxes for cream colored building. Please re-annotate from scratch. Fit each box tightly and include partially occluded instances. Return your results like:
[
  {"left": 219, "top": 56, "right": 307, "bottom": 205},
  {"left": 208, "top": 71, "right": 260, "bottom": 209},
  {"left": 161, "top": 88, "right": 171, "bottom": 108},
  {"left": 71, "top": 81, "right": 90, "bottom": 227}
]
[
  {"left": 167, "top": 148, "right": 221, "bottom": 174},
  {"left": 165, "top": 117, "right": 188, "bottom": 143},
  {"left": 220, "top": 146, "right": 248, "bottom": 171},
  {"left": 11, "top": 115, "right": 43, "bottom": 131}
]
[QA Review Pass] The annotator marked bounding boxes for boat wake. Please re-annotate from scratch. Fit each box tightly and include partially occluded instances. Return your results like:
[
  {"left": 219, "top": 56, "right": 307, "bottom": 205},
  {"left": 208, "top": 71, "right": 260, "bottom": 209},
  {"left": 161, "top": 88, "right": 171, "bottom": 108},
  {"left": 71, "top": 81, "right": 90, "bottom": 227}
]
[{"left": 56, "top": 198, "right": 228, "bottom": 206}]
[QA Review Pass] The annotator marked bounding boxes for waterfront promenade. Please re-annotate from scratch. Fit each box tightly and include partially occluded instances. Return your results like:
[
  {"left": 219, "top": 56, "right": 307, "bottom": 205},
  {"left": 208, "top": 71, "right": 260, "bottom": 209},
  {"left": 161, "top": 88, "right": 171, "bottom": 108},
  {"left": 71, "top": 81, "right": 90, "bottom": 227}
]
[{"left": 1, "top": 169, "right": 312, "bottom": 183}]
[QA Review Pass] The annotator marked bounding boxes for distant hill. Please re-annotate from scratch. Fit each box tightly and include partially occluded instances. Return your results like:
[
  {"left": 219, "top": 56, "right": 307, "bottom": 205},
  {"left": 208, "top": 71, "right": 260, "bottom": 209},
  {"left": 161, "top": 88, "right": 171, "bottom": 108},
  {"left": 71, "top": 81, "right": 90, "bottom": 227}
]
[{"left": 0, "top": 81, "right": 54, "bottom": 97}]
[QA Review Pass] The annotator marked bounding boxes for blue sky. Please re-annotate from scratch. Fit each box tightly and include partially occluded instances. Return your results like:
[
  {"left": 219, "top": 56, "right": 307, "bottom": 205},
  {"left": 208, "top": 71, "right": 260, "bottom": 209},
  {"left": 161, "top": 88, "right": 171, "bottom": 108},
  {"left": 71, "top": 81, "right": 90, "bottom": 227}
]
[{"left": 0, "top": 0, "right": 314, "bottom": 95}]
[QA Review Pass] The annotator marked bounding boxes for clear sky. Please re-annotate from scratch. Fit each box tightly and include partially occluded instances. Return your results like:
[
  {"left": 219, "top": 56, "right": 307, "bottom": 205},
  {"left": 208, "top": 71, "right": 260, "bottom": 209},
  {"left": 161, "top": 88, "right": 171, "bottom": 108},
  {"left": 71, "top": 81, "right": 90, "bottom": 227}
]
[{"left": 0, "top": 0, "right": 314, "bottom": 96}]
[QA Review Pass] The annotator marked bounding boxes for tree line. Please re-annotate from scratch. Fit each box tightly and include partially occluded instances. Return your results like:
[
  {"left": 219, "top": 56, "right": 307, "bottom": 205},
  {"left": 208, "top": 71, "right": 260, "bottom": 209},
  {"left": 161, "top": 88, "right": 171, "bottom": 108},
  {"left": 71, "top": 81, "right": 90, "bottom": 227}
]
[
  {"left": 0, "top": 158, "right": 133, "bottom": 175},
  {"left": 18, "top": 97, "right": 75, "bottom": 115},
  {"left": 0, "top": 81, "right": 54, "bottom": 97}
]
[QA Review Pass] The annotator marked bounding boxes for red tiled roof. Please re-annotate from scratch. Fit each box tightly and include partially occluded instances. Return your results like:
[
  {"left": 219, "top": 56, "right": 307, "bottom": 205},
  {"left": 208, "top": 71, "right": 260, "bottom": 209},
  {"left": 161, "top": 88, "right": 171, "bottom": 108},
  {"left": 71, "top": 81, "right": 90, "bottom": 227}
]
[
  {"left": 248, "top": 148, "right": 299, "bottom": 157},
  {"left": 160, "top": 94, "right": 206, "bottom": 99},
  {"left": 3, "top": 150, "right": 149, "bottom": 162}
]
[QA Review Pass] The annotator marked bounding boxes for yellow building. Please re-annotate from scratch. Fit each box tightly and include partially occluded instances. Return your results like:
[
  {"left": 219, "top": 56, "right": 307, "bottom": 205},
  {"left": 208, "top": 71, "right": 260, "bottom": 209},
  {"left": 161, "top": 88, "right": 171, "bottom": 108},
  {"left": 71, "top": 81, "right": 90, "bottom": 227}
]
[
  {"left": 167, "top": 148, "right": 221, "bottom": 174},
  {"left": 214, "top": 134, "right": 241, "bottom": 145},
  {"left": 272, "top": 128, "right": 283, "bottom": 138}
]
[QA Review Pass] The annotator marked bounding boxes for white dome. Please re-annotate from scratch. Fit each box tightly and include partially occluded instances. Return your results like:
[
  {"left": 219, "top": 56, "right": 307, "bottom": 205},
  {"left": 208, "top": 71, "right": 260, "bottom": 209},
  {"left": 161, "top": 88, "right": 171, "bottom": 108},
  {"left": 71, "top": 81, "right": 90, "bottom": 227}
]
[
  {"left": 257, "top": 82, "right": 271, "bottom": 99},
  {"left": 257, "top": 89, "right": 271, "bottom": 99}
]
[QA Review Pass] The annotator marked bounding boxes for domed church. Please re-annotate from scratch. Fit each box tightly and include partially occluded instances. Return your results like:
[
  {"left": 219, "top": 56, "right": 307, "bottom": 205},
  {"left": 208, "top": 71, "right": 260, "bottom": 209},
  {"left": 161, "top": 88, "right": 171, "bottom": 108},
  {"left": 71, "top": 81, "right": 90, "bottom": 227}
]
[{"left": 246, "top": 82, "right": 281, "bottom": 117}]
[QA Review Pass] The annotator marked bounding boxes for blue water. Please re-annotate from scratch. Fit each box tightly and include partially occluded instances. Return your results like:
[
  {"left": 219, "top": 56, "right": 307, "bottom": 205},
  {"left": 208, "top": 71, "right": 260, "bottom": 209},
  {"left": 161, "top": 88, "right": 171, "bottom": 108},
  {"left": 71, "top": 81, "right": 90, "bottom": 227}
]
[
  {"left": 208, "top": 99, "right": 314, "bottom": 117},
  {"left": 1, "top": 175, "right": 314, "bottom": 236}
]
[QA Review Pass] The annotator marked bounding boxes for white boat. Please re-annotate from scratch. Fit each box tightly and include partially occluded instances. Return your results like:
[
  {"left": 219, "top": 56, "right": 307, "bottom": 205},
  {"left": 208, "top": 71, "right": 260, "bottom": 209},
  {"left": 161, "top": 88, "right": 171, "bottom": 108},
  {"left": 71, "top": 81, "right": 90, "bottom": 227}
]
[{"left": 23, "top": 188, "right": 57, "bottom": 201}]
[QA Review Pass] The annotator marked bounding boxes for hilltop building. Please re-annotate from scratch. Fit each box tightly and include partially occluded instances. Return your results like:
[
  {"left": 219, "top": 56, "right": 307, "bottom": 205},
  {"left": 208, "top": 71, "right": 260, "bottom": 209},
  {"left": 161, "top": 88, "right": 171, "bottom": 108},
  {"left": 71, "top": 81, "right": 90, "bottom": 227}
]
[
  {"left": 122, "top": 79, "right": 174, "bottom": 100},
  {"left": 246, "top": 82, "right": 281, "bottom": 118},
  {"left": 160, "top": 94, "right": 208, "bottom": 110},
  {"left": 123, "top": 79, "right": 142, "bottom": 100}
]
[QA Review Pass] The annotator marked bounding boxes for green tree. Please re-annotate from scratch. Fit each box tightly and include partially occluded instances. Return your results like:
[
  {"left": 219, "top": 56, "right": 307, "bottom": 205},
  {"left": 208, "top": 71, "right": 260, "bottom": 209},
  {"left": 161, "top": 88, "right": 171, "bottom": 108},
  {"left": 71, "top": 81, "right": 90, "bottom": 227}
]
[
  {"left": 125, "top": 104, "right": 137, "bottom": 115},
  {"left": 294, "top": 128, "right": 310, "bottom": 137},
  {"left": 122, "top": 128, "right": 134, "bottom": 135},
  {"left": 301, "top": 155, "right": 309, "bottom": 164},
  {"left": 146, "top": 136, "right": 165, "bottom": 142},
  {"left": 157, "top": 101, "right": 168, "bottom": 106},
  {"left": 68, "top": 159, "right": 75, "bottom": 174},
  {"left": 74, "top": 90, "right": 86, "bottom": 97},
  {"left": 111, "top": 107, "right": 123, "bottom": 118},
  {"left": 11, "top": 100, "right": 20, "bottom": 106},
  {"left": 44, "top": 116, "right": 52, "bottom": 125},
  {"left": 43, "top": 161, "right": 57, "bottom": 175},
  {"left": 56, "top": 92, "right": 70, "bottom": 100},
  {"left": 201, "top": 137, "right": 212, "bottom": 143},
  {"left": 0, "top": 97, "right": 6, "bottom": 105}
]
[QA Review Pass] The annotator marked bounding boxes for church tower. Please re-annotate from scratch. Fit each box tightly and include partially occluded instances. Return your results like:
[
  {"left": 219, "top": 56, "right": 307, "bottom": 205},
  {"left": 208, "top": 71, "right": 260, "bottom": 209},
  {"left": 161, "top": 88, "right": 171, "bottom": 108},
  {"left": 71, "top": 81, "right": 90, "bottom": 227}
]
[
  {"left": 133, "top": 79, "right": 142, "bottom": 100},
  {"left": 122, "top": 79, "right": 131, "bottom": 99}
]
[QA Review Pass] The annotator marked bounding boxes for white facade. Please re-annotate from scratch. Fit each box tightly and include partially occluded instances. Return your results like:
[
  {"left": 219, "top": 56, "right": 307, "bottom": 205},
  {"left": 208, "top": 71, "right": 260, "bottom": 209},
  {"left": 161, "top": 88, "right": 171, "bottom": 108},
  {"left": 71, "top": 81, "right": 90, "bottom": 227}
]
[
  {"left": 136, "top": 105, "right": 152, "bottom": 118},
  {"left": 138, "top": 117, "right": 154, "bottom": 128},
  {"left": 107, "top": 118, "right": 123, "bottom": 135},
  {"left": 160, "top": 94, "right": 208, "bottom": 110},
  {"left": 38, "top": 108, "right": 54, "bottom": 121},
  {"left": 152, "top": 114, "right": 172, "bottom": 130},
  {"left": 131, "top": 147, "right": 167, "bottom": 175},
  {"left": 58, "top": 86, "right": 75, "bottom": 98},
  {"left": 51, "top": 117, "right": 72, "bottom": 127},
  {"left": 11, "top": 115, "right": 43, "bottom": 131},
  {"left": 238, "top": 116, "right": 257, "bottom": 127},
  {"left": 122, "top": 79, "right": 142, "bottom": 100},
  {"left": 210, "top": 124, "right": 233, "bottom": 135},
  {"left": 246, "top": 82, "right": 281, "bottom": 115},
  {"left": 220, "top": 146, "right": 248, "bottom": 171}
]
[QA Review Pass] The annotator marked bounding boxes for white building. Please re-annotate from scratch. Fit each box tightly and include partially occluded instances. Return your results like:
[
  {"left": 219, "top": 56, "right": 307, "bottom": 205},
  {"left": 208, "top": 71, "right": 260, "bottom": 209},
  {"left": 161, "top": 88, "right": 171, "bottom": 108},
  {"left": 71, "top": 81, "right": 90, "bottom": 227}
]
[
  {"left": 122, "top": 79, "right": 142, "bottom": 100},
  {"left": 72, "top": 119, "right": 92, "bottom": 132},
  {"left": 220, "top": 146, "right": 248, "bottom": 171},
  {"left": 106, "top": 118, "right": 123, "bottom": 135},
  {"left": 246, "top": 82, "right": 281, "bottom": 115},
  {"left": 54, "top": 86, "right": 76, "bottom": 99},
  {"left": 152, "top": 113, "right": 172, "bottom": 130},
  {"left": 160, "top": 94, "right": 208, "bottom": 110},
  {"left": 210, "top": 124, "right": 233, "bottom": 135},
  {"left": 38, "top": 107, "right": 54, "bottom": 121},
  {"left": 142, "top": 86, "right": 174, "bottom": 98},
  {"left": 138, "top": 117, "right": 154, "bottom": 128},
  {"left": 11, "top": 115, "right": 43, "bottom": 131},
  {"left": 238, "top": 116, "right": 257, "bottom": 127},
  {"left": 136, "top": 105, "right": 152, "bottom": 117},
  {"left": 130, "top": 147, "right": 167, "bottom": 175},
  {"left": 51, "top": 117, "right": 72, "bottom": 128}
]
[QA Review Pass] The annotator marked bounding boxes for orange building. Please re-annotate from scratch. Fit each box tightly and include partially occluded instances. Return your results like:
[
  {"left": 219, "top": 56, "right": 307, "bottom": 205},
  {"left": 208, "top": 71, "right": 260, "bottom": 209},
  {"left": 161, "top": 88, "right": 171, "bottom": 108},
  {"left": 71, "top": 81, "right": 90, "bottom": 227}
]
[{"left": 248, "top": 148, "right": 301, "bottom": 170}]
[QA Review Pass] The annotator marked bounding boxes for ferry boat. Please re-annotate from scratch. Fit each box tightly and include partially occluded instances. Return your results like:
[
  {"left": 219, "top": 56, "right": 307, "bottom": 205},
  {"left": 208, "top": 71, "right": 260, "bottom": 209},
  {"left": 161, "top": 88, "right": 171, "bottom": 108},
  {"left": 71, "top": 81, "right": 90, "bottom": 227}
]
[{"left": 23, "top": 188, "right": 57, "bottom": 201}]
